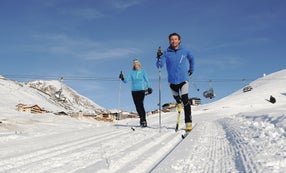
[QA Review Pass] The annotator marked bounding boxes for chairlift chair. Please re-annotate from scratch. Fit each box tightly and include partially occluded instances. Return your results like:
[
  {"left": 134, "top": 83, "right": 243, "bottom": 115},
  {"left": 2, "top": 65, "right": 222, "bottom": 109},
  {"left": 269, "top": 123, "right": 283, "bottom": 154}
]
[
  {"left": 203, "top": 88, "right": 215, "bottom": 99},
  {"left": 53, "top": 77, "right": 66, "bottom": 101},
  {"left": 203, "top": 80, "right": 215, "bottom": 99},
  {"left": 242, "top": 79, "right": 253, "bottom": 93},
  {"left": 243, "top": 85, "right": 253, "bottom": 92}
]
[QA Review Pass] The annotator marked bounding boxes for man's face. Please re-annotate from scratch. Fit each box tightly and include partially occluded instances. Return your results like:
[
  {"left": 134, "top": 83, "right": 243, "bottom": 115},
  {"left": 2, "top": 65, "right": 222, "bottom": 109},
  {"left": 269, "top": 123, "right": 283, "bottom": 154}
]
[{"left": 169, "top": 35, "right": 181, "bottom": 50}]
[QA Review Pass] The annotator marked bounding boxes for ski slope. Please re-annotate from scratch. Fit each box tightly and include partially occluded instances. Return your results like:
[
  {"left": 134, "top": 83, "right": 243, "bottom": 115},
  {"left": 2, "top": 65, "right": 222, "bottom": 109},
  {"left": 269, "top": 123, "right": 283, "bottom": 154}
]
[{"left": 1, "top": 70, "right": 286, "bottom": 173}]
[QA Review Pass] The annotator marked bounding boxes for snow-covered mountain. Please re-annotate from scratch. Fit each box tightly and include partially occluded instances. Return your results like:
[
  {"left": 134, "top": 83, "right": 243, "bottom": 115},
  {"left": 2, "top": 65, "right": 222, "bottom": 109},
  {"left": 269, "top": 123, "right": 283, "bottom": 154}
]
[{"left": 0, "top": 75, "right": 108, "bottom": 114}]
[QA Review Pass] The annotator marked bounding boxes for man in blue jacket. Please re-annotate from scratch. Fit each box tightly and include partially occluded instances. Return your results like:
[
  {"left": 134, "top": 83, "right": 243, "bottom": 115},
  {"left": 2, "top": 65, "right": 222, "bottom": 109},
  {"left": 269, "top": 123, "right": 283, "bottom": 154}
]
[{"left": 156, "top": 33, "right": 194, "bottom": 132}]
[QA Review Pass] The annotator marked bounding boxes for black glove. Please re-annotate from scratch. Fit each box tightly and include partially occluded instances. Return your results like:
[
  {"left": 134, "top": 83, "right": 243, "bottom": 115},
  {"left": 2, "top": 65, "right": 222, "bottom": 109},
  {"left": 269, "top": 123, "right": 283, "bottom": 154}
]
[
  {"left": 148, "top": 88, "right": 153, "bottom": 94},
  {"left": 188, "top": 70, "right": 193, "bottom": 76},
  {"left": 145, "top": 88, "right": 153, "bottom": 95},
  {"left": 119, "top": 71, "right": 124, "bottom": 81},
  {"left": 157, "top": 47, "right": 163, "bottom": 59}
]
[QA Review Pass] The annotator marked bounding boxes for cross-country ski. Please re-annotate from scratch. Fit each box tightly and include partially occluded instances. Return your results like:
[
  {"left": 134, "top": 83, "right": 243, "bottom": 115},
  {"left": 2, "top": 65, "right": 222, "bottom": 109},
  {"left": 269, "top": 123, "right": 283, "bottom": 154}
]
[{"left": 181, "top": 123, "right": 196, "bottom": 139}]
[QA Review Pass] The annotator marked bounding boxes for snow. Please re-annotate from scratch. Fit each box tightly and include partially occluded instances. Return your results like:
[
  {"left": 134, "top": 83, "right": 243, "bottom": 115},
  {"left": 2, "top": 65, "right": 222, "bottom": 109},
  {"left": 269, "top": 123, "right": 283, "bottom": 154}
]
[{"left": 1, "top": 69, "right": 286, "bottom": 173}]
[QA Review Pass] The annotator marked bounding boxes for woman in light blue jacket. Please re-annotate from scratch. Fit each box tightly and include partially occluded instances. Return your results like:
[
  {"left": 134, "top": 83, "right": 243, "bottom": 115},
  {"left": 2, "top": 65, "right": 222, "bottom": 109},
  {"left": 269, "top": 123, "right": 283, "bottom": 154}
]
[{"left": 119, "top": 59, "right": 152, "bottom": 127}]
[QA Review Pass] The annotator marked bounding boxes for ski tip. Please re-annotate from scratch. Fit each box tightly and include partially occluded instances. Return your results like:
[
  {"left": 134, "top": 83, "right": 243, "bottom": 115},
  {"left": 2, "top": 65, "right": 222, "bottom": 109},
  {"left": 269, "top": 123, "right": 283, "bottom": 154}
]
[
  {"left": 181, "top": 131, "right": 191, "bottom": 139},
  {"left": 181, "top": 134, "right": 186, "bottom": 139}
]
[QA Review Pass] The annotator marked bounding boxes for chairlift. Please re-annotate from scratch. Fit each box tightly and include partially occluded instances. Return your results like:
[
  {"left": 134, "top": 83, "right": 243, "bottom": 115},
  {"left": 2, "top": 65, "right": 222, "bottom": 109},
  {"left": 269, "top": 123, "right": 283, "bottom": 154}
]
[
  {"left": 203, "top": 88, "right": 215, "bottom": 99},
  {"left": 53, "top": 88, "right": 66, "bottom": 101},
  {"left": 54, "top": 90, "right": 61, "bottom": 99},
  {"left": 203, "top": 80, "right": 215, "bottom": 99},
  {"left": 243, "top": 85, "right": 253, "bottom": 92},
  {"left": 242, "top": 79, "right": 253, "bottom": 93},
  {"left": 59, "top": 77, "right": 64, "bottom": 82},
  {"left": 52, "top": 77, "right": 66, "bottom": 102},
  {"left": 54, "top": 88, "right": 62, "bottom": 97}
]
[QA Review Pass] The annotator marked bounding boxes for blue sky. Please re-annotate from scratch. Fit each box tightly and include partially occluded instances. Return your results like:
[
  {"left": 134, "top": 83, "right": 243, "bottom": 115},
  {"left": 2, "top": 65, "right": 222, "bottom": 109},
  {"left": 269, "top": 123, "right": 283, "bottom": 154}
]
[{"left": 1, "top": 0, "right": 285, "bottom": 112}]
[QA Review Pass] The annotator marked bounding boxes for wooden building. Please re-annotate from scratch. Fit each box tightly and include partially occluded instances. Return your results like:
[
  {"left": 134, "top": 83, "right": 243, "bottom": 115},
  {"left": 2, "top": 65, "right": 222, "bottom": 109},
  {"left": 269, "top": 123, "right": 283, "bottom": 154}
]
[
  {"left": 189, "top": 97, "right": 201, "bottom": 106},
  {"left": 16, "top": 104, "right": 49, "bottom": 114}
]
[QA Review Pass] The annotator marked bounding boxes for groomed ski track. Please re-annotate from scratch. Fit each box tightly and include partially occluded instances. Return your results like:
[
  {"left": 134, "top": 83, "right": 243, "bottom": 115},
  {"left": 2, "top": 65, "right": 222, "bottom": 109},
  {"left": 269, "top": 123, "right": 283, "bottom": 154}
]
[{"left": 0, "top": 111, "right": 269, "bottom": 173}]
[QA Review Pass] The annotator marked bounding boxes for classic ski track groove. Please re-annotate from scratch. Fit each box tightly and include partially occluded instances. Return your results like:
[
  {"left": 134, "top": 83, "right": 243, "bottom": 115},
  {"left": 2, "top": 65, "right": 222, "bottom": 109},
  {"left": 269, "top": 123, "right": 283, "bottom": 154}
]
[
  {"left": 201, "top": 121, "right": 235, "bottom": 173},
  {"left": 42, "top": 128, "right": 163, "bottom": 173},
  {"left": 77, "top": 127, "right": 181, "bottom": 173},
  {"left": 0, "top": 122, "right": 181, "bottom": 173},
  {"left": 1, "top": 112, "right": 264, "bottom": 172},
  {"left": 152, "top": 119, "right": 265, "bottom": 173},
  {"left": 101, "top": 130, "right": 177, "bottom": 172},
  {"left": 168, "top": 121, "right": 236, "bottom": 173},
  {"left": 149, "top": 123, "right": 198, "bottom": 173},
  {"left": 220, "top": 118, "right": 262, "bottom": 172},
  {"left": 49, "top": 128, "right": 163, "bottom": 173},
  {"left": 0, "top": 128, "right": 128, "bottom": 172}
]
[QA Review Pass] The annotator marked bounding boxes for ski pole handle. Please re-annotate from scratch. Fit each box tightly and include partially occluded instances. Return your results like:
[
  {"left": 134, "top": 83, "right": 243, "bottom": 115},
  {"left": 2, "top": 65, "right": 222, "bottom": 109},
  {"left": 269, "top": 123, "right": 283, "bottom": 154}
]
[
  {"left": 157, "top": 47, "right": 163, "bottom": 58},
  {"left": 119, "top": 71, "right": 124, "bottom": 81}
]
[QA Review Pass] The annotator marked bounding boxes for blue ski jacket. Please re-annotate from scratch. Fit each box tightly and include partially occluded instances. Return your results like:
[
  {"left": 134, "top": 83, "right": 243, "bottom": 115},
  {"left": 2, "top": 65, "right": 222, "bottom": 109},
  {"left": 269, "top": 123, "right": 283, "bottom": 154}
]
[
  {"left": 156, "top": 45, "right": 194, "bottom": 84},
  {"left": 123, "top": 69, "right": 151, "bottom": 91}
]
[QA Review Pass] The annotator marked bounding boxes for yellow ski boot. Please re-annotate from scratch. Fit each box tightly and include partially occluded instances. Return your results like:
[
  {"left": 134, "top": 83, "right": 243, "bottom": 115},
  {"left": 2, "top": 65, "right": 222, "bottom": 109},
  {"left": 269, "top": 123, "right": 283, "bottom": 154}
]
[
  {"left": 185, "top": 122, "right": 193, "bottom": 132},
  {"left": 182, "top": 122, "right": 193, "bottom": 139}
]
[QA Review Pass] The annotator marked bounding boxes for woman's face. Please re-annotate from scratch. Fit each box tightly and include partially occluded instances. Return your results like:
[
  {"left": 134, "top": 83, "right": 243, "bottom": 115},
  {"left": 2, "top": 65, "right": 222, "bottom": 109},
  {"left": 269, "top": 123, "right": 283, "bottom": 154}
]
[{"left": 133, "top": 62, "right": 140, "bottom": 69}]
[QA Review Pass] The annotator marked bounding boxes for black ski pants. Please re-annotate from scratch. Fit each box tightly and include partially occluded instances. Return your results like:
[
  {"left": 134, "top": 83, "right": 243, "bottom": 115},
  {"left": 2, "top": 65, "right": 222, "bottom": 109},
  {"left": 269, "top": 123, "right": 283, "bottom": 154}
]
[
  {"left": 132, "top": 90, "right": 146, "bottom": 124},
  {"left": 170, "top": 82, "right": 192, "bottom": 123}
]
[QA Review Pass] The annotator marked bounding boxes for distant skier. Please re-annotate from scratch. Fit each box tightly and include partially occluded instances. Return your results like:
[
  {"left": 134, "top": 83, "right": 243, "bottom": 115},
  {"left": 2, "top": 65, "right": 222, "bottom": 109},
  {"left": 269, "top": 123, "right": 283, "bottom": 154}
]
[
  {"left": 156, "top": 32, "right": 194, "bottom": 132},
  {"left": 119, "top": 59, "right": 152, "bottom": 127}
]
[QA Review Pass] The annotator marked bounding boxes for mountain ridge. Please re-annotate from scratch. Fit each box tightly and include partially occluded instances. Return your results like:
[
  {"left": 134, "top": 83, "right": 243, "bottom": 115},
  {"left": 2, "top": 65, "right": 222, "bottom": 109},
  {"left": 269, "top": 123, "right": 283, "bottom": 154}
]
[{"left": 0, "top": 75, "right": 109, "bottom": 115}]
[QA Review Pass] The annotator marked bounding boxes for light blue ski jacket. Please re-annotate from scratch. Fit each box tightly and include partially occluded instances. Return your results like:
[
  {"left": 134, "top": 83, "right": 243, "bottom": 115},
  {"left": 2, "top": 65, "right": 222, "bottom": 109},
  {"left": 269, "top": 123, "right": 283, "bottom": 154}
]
[
  {"left": 123, "top": 69, "right": 151, "bottom": 91},
  {"left": 156, "top": 45, "right": 194, "bottom": 84}
]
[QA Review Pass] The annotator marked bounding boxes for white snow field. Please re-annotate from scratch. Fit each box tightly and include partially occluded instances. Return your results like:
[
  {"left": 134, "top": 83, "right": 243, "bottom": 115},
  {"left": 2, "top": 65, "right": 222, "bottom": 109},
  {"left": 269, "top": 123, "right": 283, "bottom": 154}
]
[{"left": 0, "top": 69, "right": 286, "bottom": 173}]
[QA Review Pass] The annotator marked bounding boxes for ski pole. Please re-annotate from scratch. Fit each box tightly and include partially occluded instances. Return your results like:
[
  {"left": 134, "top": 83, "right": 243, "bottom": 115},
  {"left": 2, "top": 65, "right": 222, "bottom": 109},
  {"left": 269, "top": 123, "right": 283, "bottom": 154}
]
[
  {"left": 157, "top": 47, "right": 163, "bottom": 132},
  {"left": 117, "top": 71, "right": 123, "bottom": 122},
  {"left": 158, "top": 66, "right": 162, "bottom": 132}
]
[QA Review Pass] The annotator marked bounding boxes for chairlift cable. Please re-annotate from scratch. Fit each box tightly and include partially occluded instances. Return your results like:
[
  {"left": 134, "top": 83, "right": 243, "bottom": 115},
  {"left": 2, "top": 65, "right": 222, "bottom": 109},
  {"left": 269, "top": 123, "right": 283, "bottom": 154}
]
[{"left": 3, "top": 74, "right": 286, "bottom": 82}]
